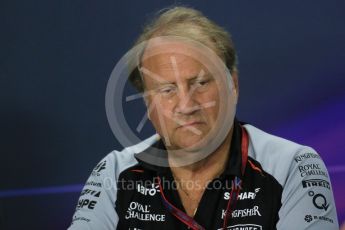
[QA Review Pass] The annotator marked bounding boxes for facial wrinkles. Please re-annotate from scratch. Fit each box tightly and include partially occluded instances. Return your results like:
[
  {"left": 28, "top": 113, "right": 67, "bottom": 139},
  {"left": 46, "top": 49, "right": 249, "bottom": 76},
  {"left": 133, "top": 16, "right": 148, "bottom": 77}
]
[
  {"left": 141, "top": 44, "right": 221, "bottom": 149},
  {"left": 168, "top": 57, "right": 209, "bottom": 129}
]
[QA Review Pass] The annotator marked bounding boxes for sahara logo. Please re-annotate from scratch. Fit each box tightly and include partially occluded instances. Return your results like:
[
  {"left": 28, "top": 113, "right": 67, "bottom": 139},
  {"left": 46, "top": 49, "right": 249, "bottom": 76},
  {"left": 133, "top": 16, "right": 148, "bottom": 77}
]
[{"left": 224, "top": 188, "right": 260, "bottom": 200}]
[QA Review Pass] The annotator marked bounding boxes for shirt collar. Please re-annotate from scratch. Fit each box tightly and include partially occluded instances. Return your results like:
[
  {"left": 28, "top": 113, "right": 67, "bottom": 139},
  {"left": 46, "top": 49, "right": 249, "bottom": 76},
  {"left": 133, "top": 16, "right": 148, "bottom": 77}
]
[{"left": 134, "top": 119, "right": 243, "bottom": 178}]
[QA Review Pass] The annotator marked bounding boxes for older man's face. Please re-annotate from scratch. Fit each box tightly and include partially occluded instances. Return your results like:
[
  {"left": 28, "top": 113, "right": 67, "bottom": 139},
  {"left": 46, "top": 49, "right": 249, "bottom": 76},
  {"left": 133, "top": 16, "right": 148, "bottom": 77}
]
[{"left": 141, "top": 41, "right": 228, "bottom": 151}]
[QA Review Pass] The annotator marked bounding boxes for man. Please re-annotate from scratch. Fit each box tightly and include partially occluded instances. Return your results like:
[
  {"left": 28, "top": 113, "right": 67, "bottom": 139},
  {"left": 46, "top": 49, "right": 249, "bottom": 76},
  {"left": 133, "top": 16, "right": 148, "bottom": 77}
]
[{"left": 68, "top": 7, "right": 338, "bottom": 230}]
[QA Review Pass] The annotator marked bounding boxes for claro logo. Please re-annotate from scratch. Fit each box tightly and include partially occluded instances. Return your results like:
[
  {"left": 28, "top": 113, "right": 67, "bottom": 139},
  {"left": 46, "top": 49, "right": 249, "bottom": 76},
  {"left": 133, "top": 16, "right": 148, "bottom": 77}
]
[{"left": 137, "top": 183, "right": 160, "bottom": 196}]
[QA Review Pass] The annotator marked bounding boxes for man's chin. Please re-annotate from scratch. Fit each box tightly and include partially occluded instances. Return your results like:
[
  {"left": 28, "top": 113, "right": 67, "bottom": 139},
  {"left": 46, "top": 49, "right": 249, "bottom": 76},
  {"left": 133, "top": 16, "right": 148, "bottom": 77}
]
[
  {"left": 165, "top": 134, "right": 217, "bottom": 166},
  {"left": 174, "top": 135, "right": 209, "bottom": 151}
]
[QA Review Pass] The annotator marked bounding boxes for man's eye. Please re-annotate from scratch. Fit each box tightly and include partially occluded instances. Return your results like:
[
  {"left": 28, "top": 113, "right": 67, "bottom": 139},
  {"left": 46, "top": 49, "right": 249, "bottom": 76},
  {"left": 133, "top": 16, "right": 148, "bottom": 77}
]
[
  {"left": 162, "top": 88, "right": 172, "bottom": 93},
  {"left": 195, "top": 79, "right": 209, "bottom": 87},
  {"left": 159, "top": 86, "right": 175, "bottom": 95}
]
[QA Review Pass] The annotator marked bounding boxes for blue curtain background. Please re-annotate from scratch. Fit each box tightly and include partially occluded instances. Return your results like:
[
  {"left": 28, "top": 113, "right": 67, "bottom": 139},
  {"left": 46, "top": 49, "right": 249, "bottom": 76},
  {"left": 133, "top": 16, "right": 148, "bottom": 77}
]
[{"left": 1, "top": 0, "right": 344, "bottom": 229}]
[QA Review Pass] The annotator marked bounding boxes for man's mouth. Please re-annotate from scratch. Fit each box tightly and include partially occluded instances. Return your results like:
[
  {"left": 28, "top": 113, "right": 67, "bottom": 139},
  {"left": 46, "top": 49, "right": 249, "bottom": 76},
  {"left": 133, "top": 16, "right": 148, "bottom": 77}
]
[{"left": 178, "top": 121, "right": 205, "bottom": 128}]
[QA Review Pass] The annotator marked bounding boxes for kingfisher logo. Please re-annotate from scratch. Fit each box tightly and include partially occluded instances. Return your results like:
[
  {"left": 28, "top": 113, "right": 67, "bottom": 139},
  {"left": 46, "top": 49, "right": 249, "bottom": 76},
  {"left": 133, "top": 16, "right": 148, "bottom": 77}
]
[
  {"left": 221, "top": 206, "right": 261, "bottom": 219},
  {"left": 137, "top": 183, "right": 160, "bottom": 196},
  {"left": 294, "top": 152, "right": 320, "bottom": 162}
]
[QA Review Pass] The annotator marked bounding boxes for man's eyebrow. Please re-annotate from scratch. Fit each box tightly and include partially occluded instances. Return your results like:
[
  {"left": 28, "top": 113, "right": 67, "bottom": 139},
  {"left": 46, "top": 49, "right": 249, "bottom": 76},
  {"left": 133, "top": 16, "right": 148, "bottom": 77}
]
[
  {"left": 155, "top": 81, "right": 176, "bottom": 87},
  {"left": 154, "top": 74, "right": 208, "bottom": 86},
  {"left": 188, "top": 69, "right": 207, "bottom": 83},
  {"left": 184, "top": 76, "right": 200, "bottom": 84},
  {"left": 140, "top": 67, "right": 208, "bottom": 86},
  {"left": 139, "top": 67, "right": 170, "bottom": 84}
]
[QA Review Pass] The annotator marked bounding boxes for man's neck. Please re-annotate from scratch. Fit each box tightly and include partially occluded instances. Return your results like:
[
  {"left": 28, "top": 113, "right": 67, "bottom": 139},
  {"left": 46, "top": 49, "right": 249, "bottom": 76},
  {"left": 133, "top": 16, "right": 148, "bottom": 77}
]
[{"left": 169, "top": 128, "right": 233, "bottom": 182}]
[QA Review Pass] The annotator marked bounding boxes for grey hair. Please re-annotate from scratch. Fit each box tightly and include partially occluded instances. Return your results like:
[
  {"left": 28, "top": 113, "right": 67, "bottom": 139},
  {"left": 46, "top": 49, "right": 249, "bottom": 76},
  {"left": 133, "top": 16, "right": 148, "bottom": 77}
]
[{"left": 129, "top": 6, "right": 238, "bottom": 92}]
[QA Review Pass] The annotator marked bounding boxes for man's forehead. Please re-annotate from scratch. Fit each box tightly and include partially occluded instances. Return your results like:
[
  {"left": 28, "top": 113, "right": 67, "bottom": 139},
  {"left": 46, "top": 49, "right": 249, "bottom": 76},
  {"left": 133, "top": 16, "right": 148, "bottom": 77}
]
[
  {"left": 142, "top": 52, "right": 203, "bottom": 70},
  {"left": 142, "top": 38, "right": 197, "bottom": 56},
  {"left": 140, "top": 55, "right": 209, "bottom": 85},
  {"left": 141, "top": 41, "right": 210, "bottom": 73},
  {"left": 138, "top": 38, "right": 226, "bottom": 84}
]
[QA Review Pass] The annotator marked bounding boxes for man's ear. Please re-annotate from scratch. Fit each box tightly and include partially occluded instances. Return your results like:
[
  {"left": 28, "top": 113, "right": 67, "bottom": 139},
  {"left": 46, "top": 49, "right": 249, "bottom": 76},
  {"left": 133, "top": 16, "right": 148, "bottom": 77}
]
[
  {"left": 231, "top": 70, "right": 239, "bottom": 98},
  {"left": 147, "top": 109, "right": 151, "bottom": 120},
  {"left": 143, "top": 96, "right": 151, "bottom": 120}
]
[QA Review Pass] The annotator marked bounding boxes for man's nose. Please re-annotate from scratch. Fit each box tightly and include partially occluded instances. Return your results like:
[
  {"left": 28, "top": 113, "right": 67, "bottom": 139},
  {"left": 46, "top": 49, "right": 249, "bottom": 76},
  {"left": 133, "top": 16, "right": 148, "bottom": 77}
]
[{"left": 174, "top": 86, "right": 199, "bottom": 115}]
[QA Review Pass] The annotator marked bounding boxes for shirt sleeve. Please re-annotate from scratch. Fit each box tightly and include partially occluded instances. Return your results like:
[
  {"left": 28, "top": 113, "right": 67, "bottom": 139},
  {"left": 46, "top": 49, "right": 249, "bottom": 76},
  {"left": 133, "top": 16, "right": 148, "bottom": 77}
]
[
  {"left": 68, "top": 153, "right": 118, "bottom": 230},
  {"left": 277, "top": 147, "right": 339, "bottom": 230}
]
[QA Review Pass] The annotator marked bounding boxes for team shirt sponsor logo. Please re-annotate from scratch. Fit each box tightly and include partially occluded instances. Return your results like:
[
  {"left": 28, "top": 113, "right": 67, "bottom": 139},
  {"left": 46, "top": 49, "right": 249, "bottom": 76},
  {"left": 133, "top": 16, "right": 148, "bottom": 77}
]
[
  {"left": 302, "top": 179, "right": 330, "bottom": 189},
  {"left": 125, "top": 202, "right": 165, "bottom": 222},
  {"left": 298, "top": 164, "right": 328, "bottom": 178},
  {"left": 219, "top": 224, "right": 262, "bottom": 230},
  {"left": 77, "top": 199, "right": 97, "bottom": 210},
  {"left": 72, "top": 216, "right": 90, "bottom": 224},
  {"left": 304, "top": 215, "right": 313, "bottom": 223},
  {"left": 304, "top": 214, "right": 334, "bottom": 224},
  {"left": 224, "top": 188, "right": 260, "bottom": 200},
  {"left": 92, "top": 160, "right": 106, "bottom": 176},
  {"left": 80, "top": 189, "right": 101, "bottom": 197},
  {"left": 137, "top": 183, "right": 160, "bottom": 196},
  {"left": 308, "top": 191, "right": 329, "bottom": 211},
  {"left": 294, "top": 152, "right": 320, "bottom": 163},
  {"left": 85, "top": 180, "right": 102, "bottom": 187},
  {"left": 221, "top": 206, "right": 261, "bottom": 219}
]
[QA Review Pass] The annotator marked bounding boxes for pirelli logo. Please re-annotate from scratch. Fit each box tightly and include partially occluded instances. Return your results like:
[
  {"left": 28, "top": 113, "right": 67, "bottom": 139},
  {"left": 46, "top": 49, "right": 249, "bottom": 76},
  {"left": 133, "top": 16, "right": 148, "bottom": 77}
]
[{"left": 302, "top": 179, "right": 330, "bottom": 189}]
